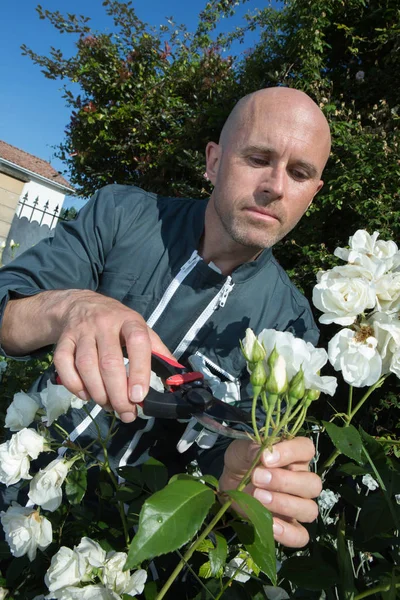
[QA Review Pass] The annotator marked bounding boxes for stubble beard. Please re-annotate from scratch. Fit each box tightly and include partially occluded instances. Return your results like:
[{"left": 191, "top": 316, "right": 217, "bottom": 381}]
[{"left": 214, "top": 198, "right": 287, "bottom": 251}]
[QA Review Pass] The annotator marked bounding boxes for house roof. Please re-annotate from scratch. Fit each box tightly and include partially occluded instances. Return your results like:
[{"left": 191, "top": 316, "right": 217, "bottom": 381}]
[{"left": 0, "top": 140, "right": 74, "bottom": 193}]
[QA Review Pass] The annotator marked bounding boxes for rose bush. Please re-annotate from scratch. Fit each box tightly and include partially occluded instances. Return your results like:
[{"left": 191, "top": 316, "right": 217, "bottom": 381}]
[{"left": 0, "top": 230, "right": 399, "bottom": 599}]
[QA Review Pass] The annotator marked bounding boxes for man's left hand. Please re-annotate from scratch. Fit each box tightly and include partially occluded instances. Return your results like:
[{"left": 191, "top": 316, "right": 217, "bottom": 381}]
[{"left": 219, "top": 437, "right": 322, "bottom": 548}]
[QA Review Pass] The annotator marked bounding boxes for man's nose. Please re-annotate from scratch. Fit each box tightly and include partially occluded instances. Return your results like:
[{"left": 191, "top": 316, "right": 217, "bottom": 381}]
[{"left": 261, "top": 165, "right": 285, "bottom": 200}]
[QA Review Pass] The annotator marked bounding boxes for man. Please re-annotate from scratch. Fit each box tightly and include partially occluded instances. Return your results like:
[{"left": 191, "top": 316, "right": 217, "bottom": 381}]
[{"left": 0, "top": 87, "right": 329, "bottom": 548}]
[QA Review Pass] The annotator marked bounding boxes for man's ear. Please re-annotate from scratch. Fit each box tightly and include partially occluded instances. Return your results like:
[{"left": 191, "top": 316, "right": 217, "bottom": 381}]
[
  {"left": 205, "top": 142, "right": 221, "bottom": 185},
  {"left": 308, "top": 179, "right": 324, "bottom": 209}
]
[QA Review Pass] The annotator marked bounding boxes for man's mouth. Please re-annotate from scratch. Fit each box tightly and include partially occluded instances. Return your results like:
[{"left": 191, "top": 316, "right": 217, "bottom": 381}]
[{"left": 243, "top": 207, "right": 281, "bottom": 223}]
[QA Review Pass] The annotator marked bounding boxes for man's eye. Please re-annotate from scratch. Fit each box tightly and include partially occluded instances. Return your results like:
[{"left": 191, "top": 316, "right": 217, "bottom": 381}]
[
  {"left": 292, "top": 170, "right": 309, "bottom": 181},
  {"left": 249, "top": 156, "right": 269, "bottom": 166}
]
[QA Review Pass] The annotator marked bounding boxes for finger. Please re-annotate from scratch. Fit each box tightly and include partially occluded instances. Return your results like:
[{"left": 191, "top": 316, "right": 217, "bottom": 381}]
[
  {"left": 272, "top": 516, "right": 310, "bottom": 548},
  {"left": 54, "top": 335, "right": 89, "bottom": 401},
  {"left": 74, "top": 334, "right": 109, "bottom": 408},
  {"left": 122, "top": 319, "right": 152, "bottom": 405},
  {"left": 252, "top": 466, "right": 322, "bottom": 499},
  {"left": 148, "top": 329, "right": 175, "bottom": 360},
  {"left": 259, "top": 437, "right": 316, "bottom": 470},
  {"left": 223, "top": 439, "right": 257, "bottom": 481},
  {"left": 96, "top": 328, "right": 134, "bottom": 422},
  {"left": 246, "top": 483, "right": 319, "bottom": 523}
]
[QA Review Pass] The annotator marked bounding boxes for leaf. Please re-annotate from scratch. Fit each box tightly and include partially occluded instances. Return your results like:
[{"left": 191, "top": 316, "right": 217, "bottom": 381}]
[
  {"left": 117, "top": 466, "right": 144, "bottom": 487},
  {"left": 279, "top": 556, "right": 339, "bottom": 590},
  {"left": 65, "top": 465, "right": 87, "bottom": 505},
  {"left": 227, "top": 490, "right": 276, "bottom": 584},
  {"left": 144, "top": 581, "right": 158, "bottom": 600},
  {"left": 125, "top": 480, "right": 214, "bottom": 569},
  {"left": 196, "top": 539, "right": 215, "bottom": 553},
  {"left": 115, "top": 484, "right": 143, "bottom": 502},
  {"left": 199, "top": 561, "right": 214, "bottom": 579},
  {"left": 359, "top": 494, "right": 399, "bottom": 540},
  {"left": 337, "top": 514, "right": 356, "bottom": 599},
  {"left": 337, "top": 463, "right": 370, "bottom": 476},
  {"left": 142, "top": 457, "right": 168, "bottom": 493},
  {"left": 323, "top": 422, "right": 363, "bottom": 464},
  {"left": 209, "top": 532, "right": 227, "bottom": 576},
  {"left": 263, "top": 586, "right": 290, "bottom": 600}
]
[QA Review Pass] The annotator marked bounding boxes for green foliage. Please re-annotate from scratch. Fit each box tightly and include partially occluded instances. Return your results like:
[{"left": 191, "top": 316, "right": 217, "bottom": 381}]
[
  {"left": 228, "top": 489, "right": 276, "bottom": 584},
  {"left": 125, "top": 479, "right": 214, "bottom": 568}
]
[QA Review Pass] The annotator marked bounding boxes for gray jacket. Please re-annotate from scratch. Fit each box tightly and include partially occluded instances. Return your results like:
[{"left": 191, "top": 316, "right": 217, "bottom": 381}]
[{"left": 0, "top": 185, "right": 319, "bottom": 476}]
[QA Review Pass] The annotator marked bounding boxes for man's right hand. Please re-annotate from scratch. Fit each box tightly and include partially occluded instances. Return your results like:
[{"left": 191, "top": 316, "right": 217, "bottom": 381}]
[{"left": 2, "top": 289, "right": 173, "bottom": 423}]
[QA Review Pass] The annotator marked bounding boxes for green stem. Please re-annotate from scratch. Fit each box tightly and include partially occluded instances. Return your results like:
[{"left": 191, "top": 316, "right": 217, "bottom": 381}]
[
  {"left": 347, "top": 385, "right": 353, "bottom": 420},
  {"left": 103, "top": 447, "right": 130, "bottom": 547},
  {"left": 349, "top": 376, "right": 386, "bottom": 421},
  {"left": 319, "top": 378, "right": 386, "bottom": 474},
  {"left": 156, "top": 445, "right": 267, "bottom": 600},
  {"left": 362, "top": 445, "right": 399, "bottom": 531},
  {"left": 214, "top": 557, "right": 248, "bottom": 600},
  {"left": 290, "top": 407, "right": 307, "bottom": 437},
  {"left": 354, "top": 582, "right": 400, "bottom": 599},
  {"left": 251, "top": 390, "right": 262, "bottom": 444}
]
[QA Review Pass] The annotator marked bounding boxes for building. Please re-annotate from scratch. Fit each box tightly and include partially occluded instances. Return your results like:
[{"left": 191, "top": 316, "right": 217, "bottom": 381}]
[{"left": 0, "top": 140, "right": 74, "bottom": 261}]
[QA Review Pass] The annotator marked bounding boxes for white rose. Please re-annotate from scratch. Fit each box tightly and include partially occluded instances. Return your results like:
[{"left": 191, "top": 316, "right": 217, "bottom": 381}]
[
  {"left": 258, "top": 329, "right": 337, "bottom": 396},
  {"left": 0, "top": 428, "right": 47, "bottom": 486},
  {"left": 371, "top": 312, "right": 400, "bottom": 373},
  {"left": 375, "top": 272, "right": 400, "bottom": 313},
  {"left": 224, "top": 555, "right": 252, "bottom": 583},
  {"left": 5, "top": 391, "right": 40, "bottom": 431},
  {"left": 0, "top": 588, "right": 8, "bottom": 600},
  {"left": 12, "top": 428, "right": 47, "bottom": 459},
  {"left": 313, "top": 265, "right": 376, "bottom": 325},
  {"left": 124, "top": 569, "right": 147, "bottom": 597},
  {"left": 0, "top": 503, "right": 52, "bottom": 561},
  {"left": 41, "top": 381, "right": 85, "bottom": 426},
  {"left": 241, "top": 328, "right": 266, "bottom": 363},
  {"left": 48, "top": 585, "right": 121, "bottom": 600},
  {"left": 28, "top": 458, "right": 70, "bottom": 512},
  {"left": 390, "top": 347, "right": 400, "bottom": 379},
  {"left": 335, "top": 230, "right": 400, "bottom": 272},
  {"left": 45, "top": 546, "right": 87, "bottom": 593},
  {"left": 76, "top": 537, "right": 106, "bottom": 568},
  {"left": 102, "top": 552, "right": 130, "bottom": 593},
  {"left": 0, "top": 440, "right": 31, "bottom": 485},
  {"left": 328, "top": 328, "right": 382, "bottom": 387}
]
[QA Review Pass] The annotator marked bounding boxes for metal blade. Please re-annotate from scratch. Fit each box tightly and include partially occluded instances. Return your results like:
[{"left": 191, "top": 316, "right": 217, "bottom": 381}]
[
  {"left": 193, "top": 413, "right": 253, "bottom": 440},
  {"left": 205, "top": 398, "right": 253, "bottom": 424}
]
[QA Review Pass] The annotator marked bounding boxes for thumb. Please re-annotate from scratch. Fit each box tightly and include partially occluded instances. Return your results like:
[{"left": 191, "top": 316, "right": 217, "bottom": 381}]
[{"left": 223, "top": 439, "right": 260, "bottom": 481}]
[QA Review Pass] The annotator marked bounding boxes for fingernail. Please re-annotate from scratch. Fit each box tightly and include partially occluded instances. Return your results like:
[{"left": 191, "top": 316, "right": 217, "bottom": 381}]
[
  {"left": 255, "top": 489, "right": 272, "bottom": 504},
  {"left": 273, "top": 522, "right": 284, "bottom": 536},
  {"left": 264, "top": 447, "right": 280, "bottom": 465},
  {"left": 120, "top": 412, "right": 136, "bottom": 423},
  {"left": 130, "top": 384, "right": 143, "bottom": 403},
  {"left": 77, "top": 390, "right": 90, "bottom": 401},
  {"left": 255, "top": 469, "right": 272, "bottom": 486}
]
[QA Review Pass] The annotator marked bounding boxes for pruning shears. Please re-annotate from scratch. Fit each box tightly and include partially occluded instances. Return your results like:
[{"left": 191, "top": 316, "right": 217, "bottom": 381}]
[
  {"left": 54, "top": 352, "right": 254, "bottom": 440},
  {"left": 137, "top": 352, "right": 254, "bottom": 440}
]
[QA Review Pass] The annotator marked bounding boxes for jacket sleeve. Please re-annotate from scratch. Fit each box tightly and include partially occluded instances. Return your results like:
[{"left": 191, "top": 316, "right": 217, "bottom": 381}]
[{"left": 0, "top": 185, "right": 131, "bottom": 359}]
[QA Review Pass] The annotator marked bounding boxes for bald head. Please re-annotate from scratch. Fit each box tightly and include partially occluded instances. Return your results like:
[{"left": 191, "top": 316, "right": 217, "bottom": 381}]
[{"left": 220, "top": 87, "right": 331, "bottom": 168}]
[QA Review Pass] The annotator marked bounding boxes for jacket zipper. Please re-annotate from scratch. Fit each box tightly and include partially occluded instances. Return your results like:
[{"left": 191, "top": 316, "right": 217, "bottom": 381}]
[
  {"left": 173, "top": 276, "right": 235, "bottom": 359},
  {"left": 147, "top": 250, "right": 201, "bottom": 328}
]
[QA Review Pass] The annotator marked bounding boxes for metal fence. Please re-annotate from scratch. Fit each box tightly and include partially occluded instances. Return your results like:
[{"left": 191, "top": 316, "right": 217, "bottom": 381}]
[{"left": 16, "top": 193, "right": 65, "bottom": 229}]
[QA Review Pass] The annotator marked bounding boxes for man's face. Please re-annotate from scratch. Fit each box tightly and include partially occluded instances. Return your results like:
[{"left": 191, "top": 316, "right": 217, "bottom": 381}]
[{"left": 206, "top": 100, "right": 329, "bottom": 250}]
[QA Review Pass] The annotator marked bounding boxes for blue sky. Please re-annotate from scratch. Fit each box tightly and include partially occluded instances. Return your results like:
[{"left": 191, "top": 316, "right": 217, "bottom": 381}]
[{"left": 0, "top": 0, "right": 266, "bottom": 207}]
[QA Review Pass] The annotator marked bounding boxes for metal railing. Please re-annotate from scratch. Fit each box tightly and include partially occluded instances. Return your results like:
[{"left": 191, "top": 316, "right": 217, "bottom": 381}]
[{"left": 17, "top": 193, "right": 67, "bottom": 229}]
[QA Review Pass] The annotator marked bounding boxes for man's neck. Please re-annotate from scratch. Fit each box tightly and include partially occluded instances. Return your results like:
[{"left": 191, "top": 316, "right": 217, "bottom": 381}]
[{"left": 198, "top": 202, "right": 263, "bottom": 276}]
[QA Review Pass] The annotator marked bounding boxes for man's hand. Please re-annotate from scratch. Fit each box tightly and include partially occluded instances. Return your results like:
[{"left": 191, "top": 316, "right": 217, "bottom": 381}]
[
  {"left": 1, "top": 289, "right": 173, "bottom": 423},
  {"left": 52, "top": 290, "right": 173, "bottom": 422},
  {"left": 219, "top": 437, "right": 322, "bottom": 548}
]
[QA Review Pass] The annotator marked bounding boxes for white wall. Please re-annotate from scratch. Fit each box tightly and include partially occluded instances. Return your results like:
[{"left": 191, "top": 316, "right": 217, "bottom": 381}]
[{"left": 16, "top": 178, "right": 66, "bottom": 229}]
